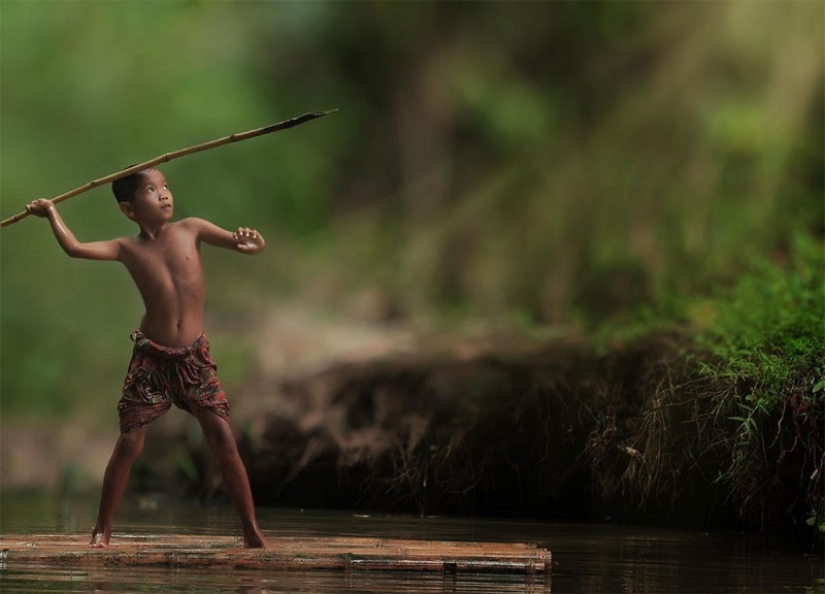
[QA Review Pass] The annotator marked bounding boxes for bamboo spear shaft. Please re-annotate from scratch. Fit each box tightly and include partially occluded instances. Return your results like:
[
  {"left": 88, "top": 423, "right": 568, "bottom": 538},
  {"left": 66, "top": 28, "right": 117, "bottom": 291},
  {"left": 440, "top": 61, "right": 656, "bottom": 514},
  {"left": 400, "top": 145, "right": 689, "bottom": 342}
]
[{"left": 1, "top": 109, "right": 337, "bottom": 228}]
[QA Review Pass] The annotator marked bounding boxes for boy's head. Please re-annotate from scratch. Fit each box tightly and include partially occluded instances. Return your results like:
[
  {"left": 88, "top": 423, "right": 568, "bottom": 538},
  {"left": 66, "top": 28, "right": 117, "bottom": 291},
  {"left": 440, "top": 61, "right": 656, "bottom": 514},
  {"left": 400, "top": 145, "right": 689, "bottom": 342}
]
[
  {"left": 112, "top": 168, "right": 151, "bottom": 204},
  {"left": 112, "top": 167, "right": 174, "bottom": 223}
]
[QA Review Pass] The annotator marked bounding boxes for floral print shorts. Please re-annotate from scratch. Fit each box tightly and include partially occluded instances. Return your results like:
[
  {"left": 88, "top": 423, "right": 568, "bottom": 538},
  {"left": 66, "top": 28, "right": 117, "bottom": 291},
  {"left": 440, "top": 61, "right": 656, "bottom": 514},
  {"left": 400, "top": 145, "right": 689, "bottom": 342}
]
[{"left": 118, "top": 330, "right": 230, "bottom": 433}]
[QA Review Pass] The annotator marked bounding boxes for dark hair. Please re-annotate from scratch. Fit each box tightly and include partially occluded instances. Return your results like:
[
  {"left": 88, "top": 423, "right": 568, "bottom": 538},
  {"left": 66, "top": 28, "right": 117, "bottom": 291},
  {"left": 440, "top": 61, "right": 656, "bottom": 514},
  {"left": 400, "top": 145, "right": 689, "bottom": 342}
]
[{"left": 112, "top": 167, "right": 151, "bottom": 203}]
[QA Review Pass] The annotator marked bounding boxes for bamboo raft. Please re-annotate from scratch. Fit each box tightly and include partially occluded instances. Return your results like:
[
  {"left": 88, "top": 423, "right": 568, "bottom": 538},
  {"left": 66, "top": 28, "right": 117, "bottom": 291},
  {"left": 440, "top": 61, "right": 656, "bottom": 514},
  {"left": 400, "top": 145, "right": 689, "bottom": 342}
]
[{"left": 0, "top": 533, "right": 552, "bottom": 575}]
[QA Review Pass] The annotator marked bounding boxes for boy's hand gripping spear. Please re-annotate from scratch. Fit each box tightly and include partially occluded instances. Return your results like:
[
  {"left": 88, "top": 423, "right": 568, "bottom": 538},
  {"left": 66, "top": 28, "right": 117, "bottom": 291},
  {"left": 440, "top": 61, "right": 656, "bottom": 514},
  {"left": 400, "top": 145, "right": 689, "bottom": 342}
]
[{"left": 1, "top": 109, "right": 337, "bottom": 228}]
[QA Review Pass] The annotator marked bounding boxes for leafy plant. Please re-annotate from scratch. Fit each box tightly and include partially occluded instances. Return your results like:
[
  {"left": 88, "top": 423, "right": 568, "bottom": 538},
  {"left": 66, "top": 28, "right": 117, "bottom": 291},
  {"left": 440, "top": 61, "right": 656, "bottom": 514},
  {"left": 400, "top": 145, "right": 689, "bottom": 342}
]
[{"left": 696, "top": 233, "right": 824, "bottom": 531}]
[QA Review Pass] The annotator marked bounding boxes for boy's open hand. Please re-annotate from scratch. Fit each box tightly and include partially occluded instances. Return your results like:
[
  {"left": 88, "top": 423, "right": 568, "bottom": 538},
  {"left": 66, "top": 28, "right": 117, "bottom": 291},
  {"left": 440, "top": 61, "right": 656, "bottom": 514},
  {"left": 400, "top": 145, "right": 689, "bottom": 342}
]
[
  {"left": 25, "top": 199, "right": 55, "bottom": 218},
  {"left": 233, "top": 227, "right": 265, "bottom": 254}
]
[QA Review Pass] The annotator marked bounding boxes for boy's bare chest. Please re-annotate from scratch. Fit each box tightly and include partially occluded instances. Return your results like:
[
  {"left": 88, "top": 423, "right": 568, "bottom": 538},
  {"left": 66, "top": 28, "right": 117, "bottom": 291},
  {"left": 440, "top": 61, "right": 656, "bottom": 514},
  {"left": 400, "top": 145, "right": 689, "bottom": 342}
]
[{"left": 125, "top": 234, "right": 202, "bottom": 283}]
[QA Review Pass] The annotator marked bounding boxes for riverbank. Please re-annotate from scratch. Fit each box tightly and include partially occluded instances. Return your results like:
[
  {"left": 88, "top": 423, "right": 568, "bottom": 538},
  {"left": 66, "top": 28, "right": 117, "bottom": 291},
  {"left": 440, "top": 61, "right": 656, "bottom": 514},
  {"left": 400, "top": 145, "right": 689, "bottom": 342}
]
[{"left": 220, "top": 327, "right": 819, "bottom": 541}]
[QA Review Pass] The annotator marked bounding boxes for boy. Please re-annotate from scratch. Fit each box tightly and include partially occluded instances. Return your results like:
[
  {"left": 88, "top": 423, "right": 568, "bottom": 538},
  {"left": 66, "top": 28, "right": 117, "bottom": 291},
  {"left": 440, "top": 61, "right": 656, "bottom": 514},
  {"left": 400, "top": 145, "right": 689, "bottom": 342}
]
[{"left": 26, "top": 167, "right": 267, "bottom": 548}]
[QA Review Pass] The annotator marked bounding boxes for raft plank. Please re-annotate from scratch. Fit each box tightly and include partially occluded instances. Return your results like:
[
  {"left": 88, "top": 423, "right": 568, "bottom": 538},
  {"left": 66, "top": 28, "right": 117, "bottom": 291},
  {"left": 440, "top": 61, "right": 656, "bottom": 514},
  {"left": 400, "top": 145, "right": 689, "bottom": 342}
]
[{"left": 0, "top": 534, "right": 551, "bottom": 575}]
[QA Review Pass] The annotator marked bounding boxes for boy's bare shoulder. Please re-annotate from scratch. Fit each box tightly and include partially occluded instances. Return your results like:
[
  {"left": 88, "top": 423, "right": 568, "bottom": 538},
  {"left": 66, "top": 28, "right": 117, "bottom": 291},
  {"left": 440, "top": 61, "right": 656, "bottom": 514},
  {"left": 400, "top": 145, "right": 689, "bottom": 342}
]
[
  {"left": 176, "top": 217, "right": 212, "bottom": 230},
  {"left": 175, "top": 217, "right": 230, "bottom": 239},
  {"left": 112, "top": 234, "right": 137, "bottom": 248}
]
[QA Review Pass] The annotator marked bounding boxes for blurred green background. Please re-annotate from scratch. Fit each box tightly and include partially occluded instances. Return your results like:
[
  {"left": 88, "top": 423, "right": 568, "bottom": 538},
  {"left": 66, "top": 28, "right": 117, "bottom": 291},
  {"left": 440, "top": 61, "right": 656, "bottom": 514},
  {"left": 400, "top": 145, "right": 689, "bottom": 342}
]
[{"left": 1, "top": 1, "right": 822, "bottom": 425}]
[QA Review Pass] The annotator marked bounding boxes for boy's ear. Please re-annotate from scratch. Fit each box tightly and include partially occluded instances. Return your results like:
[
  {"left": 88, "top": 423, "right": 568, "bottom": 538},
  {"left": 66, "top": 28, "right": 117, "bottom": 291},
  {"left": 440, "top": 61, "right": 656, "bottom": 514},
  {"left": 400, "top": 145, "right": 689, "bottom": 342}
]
[{"left": 119, "top": 201, "right": 135, "bottom": 219}]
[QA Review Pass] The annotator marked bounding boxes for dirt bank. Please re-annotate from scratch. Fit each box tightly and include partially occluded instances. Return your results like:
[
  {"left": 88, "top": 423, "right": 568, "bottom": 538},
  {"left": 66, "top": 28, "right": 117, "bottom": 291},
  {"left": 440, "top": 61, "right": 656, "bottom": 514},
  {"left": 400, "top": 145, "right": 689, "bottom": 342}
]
[{"left": 192, "top": 329, "right": 752, "bottom": 528}]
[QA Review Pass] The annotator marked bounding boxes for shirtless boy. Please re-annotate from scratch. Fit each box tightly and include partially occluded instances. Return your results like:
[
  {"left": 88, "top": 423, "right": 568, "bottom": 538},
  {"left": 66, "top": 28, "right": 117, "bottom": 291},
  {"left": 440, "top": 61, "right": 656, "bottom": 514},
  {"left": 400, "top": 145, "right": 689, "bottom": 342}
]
[{"left": 26, "top": 167, "right": 267, "bottom": 548}]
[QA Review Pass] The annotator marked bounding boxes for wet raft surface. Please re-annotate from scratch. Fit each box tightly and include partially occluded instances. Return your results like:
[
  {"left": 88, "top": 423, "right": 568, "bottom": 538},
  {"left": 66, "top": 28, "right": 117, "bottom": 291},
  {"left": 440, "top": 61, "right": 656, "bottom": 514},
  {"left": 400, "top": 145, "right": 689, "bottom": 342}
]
[{"left": 0, "top": 534, "right": 551, "bottom": 575}]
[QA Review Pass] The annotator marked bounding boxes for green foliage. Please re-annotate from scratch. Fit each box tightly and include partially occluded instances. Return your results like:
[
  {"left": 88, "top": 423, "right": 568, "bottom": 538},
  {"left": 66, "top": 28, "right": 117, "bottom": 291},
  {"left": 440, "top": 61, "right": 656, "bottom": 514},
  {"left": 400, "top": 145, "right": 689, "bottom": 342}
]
[
  {"left": 699, "top": 233, "right": 824, "bottom": 421},
  {"left": 691, "top": 233, "right": 825, "bottom": 532}
]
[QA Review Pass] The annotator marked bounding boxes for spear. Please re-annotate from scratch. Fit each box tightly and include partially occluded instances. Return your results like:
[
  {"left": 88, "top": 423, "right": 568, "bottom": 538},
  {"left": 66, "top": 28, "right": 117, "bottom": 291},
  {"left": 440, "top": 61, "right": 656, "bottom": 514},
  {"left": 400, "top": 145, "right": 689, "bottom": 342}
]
[{"left": 0, "top": 109, "right": 337, "bottom": 228}]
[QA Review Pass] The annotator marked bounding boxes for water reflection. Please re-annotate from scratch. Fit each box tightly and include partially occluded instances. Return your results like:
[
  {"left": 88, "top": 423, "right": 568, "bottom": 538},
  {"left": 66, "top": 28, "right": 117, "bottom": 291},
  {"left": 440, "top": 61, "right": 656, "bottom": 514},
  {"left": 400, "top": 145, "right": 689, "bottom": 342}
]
[
  {"left": 1, "top": 564, "right": 551, "bottom": 594},
  {"left": 0, "top": 492, "right": 821, "bottom": 594}
]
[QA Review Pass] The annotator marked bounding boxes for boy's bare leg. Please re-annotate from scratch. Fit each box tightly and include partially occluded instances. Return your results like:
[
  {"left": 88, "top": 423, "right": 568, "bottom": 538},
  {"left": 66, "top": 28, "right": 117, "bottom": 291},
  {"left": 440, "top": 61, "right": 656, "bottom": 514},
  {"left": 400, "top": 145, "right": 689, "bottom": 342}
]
[
  {"left": 90, "top": 427, "right": 148, "bottom": 547},
  {"left": 189, "top": 403, "right": 266, "bottom": 548}
]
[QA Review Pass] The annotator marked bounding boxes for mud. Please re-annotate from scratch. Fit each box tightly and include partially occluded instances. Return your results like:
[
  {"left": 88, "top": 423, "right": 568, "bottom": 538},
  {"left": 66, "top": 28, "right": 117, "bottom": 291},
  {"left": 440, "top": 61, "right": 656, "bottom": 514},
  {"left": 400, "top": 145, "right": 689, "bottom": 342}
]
[{"left": 210, "top": 330, "right": 743, "bottom": 526}]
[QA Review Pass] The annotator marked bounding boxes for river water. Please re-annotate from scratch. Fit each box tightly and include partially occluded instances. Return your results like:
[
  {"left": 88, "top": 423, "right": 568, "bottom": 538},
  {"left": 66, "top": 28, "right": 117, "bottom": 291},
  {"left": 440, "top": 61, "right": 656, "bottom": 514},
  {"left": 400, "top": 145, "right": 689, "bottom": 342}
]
[{"left": 0, "top": 492, "right": 821, "bottom": 593}]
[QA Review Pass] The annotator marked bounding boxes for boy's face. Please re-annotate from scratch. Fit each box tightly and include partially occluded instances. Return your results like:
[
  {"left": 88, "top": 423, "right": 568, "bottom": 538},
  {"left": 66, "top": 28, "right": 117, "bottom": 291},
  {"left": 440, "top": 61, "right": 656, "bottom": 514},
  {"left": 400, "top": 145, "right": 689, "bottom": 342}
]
[{"left": 121, "top": 168, "right": 174, "bottom": 224}]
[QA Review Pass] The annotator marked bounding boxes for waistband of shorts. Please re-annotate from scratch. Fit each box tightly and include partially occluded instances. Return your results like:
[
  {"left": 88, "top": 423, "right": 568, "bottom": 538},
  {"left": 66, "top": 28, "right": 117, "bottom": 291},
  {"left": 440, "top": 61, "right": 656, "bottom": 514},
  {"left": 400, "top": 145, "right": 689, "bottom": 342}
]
[{"left": 130, "top": 330, "right": 207, "bottom": 358}]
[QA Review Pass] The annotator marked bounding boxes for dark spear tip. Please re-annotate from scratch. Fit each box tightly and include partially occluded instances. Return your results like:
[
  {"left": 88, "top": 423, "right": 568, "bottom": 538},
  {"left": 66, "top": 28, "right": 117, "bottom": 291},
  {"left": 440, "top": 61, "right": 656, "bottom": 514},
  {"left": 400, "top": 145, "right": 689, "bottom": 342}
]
[
  {"left": 291, "top": 109, "right": 338, "bottom": 124},
  {"left": 259, "top": 109, "right": 338, "bottom": 134}
]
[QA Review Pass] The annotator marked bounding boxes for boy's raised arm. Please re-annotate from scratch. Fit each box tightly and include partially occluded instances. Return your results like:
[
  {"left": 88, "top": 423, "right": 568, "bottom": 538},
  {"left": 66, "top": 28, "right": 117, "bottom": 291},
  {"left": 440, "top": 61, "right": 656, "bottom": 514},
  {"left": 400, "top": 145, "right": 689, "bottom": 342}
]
[
  {"left": 26, "top": 199, "right": 122, "bottom": 261},
  {"left": 186, "top": 217, "right": 265, "bottom": 255}
]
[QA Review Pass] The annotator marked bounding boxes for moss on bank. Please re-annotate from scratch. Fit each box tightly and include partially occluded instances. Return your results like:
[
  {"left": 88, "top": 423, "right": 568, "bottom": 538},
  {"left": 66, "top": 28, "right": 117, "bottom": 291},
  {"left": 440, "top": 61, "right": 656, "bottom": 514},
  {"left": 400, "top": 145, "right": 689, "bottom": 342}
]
[{"left": 693, "top": 234, "right": 824, "bottom": 534}]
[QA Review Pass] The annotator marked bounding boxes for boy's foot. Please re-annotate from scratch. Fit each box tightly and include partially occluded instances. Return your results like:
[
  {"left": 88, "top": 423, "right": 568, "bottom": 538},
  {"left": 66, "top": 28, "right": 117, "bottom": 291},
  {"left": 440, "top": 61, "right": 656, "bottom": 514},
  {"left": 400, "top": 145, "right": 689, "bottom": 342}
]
[
  {"left": 89, "top": 527, "right": 111, "bottom": 548},
  {"left": 243, "top": 528, "right": 267, "bottom": 549}
]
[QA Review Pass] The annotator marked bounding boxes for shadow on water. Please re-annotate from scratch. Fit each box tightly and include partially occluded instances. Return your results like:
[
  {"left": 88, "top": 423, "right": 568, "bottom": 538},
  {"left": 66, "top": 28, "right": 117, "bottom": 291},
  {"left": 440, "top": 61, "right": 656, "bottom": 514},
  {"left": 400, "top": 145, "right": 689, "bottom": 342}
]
[{"left": 0, "top": 492, "right": 822, "bottom": 593}]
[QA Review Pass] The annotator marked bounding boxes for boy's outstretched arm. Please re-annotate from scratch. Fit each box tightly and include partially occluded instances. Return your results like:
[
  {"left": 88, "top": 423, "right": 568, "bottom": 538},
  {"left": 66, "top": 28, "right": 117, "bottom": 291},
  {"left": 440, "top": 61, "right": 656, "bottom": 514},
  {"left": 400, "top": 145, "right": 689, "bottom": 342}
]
[
  {"left": 185, "top": 217, "right": 265, "bottom": 255},
  {"left": 26, "top": 199, "right": 121, "bottom": 261}
]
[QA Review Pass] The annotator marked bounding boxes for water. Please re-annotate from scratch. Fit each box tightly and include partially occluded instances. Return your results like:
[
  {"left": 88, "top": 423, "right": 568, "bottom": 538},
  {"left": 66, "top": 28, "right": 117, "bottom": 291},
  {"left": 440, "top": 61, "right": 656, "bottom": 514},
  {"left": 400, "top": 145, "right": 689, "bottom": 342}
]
[{"left": 1, "top": 492, "right": 822, "bottom": 593}]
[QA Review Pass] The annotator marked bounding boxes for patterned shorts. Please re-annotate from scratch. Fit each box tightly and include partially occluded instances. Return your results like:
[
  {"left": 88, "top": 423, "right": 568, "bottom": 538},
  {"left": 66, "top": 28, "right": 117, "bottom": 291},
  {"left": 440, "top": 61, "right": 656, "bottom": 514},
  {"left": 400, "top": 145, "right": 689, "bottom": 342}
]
[{"left": 118, "top": 330, "right": 230, "bottom": 433}]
